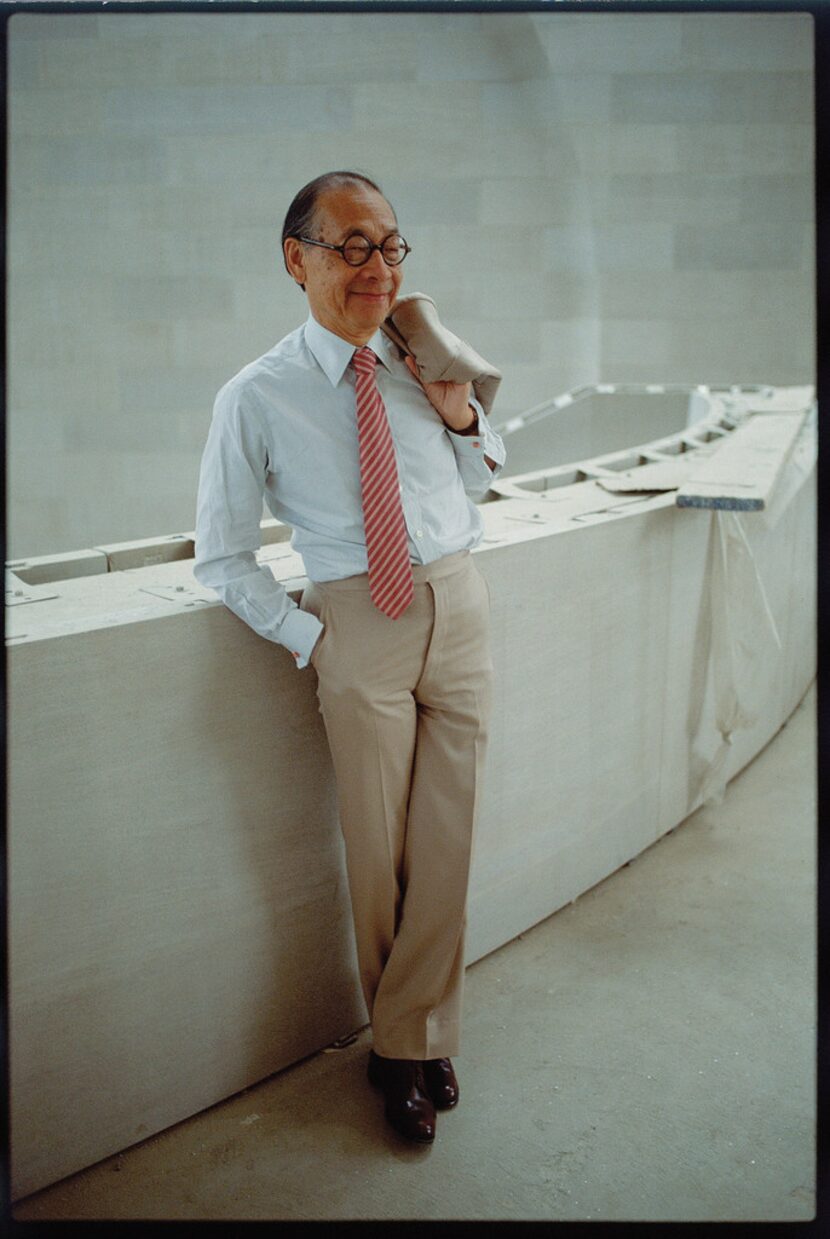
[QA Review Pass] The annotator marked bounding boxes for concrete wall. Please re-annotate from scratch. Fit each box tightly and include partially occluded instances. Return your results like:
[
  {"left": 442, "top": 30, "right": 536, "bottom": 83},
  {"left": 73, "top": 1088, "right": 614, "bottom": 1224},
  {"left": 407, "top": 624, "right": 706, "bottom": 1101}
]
[
  {"left": 7, "top": 9, "right": 814, "bottom": 558},
  {"left": 7, "top": 390, "right": 816, "bottom": 1198}
]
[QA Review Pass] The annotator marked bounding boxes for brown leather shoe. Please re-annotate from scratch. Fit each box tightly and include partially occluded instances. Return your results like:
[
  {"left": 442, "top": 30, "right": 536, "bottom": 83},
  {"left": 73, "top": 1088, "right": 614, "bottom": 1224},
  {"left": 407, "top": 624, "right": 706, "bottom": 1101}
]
[
  {"left": 367, "top": 1051, "right": 436, "bottom": 1143},
  {"left": 422, "top": 1057, "right": 459, "bottom": 1110}
]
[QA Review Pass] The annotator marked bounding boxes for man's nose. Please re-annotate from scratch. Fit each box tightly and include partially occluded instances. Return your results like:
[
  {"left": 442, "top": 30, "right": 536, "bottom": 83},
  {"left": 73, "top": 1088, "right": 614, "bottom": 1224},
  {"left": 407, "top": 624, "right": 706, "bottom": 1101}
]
[{"left": 363, "top": 246, "right": 391, "bottom": 277}]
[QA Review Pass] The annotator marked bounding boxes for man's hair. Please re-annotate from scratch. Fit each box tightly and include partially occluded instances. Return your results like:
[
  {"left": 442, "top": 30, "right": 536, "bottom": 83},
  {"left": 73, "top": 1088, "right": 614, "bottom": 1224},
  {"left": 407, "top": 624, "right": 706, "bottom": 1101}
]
[{"left": 281, "top": 170, "right": 393, "bottom": 288}]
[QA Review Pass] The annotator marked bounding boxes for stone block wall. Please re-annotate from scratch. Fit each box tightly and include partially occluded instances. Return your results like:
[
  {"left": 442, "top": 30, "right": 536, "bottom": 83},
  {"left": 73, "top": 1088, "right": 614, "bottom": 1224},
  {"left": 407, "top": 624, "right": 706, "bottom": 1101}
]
[{"left": 7, "top": 10, "right": 814, "bottom": 556}]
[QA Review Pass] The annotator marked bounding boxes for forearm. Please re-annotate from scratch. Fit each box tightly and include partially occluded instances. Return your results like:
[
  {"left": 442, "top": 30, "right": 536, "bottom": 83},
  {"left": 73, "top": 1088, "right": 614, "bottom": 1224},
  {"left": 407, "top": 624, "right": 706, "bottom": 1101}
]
[
  {"left": 194, "top": 392, "right": 323, "bottom": 667},
  {"left": 193, "top": 548, "right": 323, "bottom": 667}
]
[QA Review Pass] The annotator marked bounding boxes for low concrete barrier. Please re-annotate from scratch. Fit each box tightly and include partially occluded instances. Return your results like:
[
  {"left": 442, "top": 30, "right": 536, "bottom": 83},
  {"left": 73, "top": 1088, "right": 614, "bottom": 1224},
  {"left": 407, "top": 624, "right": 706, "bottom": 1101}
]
[{"left": 7, "top": 384, "right": 815, "bottom": 1198}]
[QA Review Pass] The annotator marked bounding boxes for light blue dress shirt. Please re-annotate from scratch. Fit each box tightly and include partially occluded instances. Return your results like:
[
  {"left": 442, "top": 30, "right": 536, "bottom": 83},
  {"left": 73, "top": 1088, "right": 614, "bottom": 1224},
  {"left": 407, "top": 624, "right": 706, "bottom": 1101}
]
[{"left": 194, "top": 313, "right": 507, "bottom": 668}]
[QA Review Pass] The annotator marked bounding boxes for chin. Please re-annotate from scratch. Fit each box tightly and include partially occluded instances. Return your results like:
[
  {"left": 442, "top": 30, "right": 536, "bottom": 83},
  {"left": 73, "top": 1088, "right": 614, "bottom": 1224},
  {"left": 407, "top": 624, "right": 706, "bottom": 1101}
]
[{"left": 355, "top": 305, "right": 388, "bottom": 328}]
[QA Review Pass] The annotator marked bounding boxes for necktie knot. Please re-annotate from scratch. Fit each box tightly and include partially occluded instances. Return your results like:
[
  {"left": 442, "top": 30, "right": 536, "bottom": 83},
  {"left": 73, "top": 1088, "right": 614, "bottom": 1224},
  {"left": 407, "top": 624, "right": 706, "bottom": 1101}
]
[{"left": 352, "top": 346, "right": 378, "bottom": 376}]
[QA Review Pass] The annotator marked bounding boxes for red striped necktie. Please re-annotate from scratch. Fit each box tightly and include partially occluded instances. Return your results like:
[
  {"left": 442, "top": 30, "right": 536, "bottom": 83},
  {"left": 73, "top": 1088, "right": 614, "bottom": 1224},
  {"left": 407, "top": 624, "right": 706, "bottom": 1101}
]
[{"left": 351, "top": 346, "right": 414, "bottom": 620}]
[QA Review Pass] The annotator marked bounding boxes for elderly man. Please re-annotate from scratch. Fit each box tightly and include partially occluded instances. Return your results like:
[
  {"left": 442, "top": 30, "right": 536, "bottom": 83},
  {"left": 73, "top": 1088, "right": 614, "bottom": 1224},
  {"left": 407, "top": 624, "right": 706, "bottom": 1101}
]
[{"left": 194, "top": 170, "right": 506, "bottom": 1144}]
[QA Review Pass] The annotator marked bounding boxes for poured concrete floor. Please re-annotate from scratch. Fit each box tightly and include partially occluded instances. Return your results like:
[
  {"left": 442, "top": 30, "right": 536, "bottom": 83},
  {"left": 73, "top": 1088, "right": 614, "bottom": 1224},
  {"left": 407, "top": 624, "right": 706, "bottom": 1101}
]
[{"left": 12, "top": 683, "right": 816, "bottom": 1223}]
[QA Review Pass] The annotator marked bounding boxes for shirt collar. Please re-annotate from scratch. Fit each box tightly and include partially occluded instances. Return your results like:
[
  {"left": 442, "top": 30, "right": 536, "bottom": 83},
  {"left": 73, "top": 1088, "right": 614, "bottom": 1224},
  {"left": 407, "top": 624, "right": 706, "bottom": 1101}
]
[{"left": 304, "top": 314, "right": 394, "bottom": 388}]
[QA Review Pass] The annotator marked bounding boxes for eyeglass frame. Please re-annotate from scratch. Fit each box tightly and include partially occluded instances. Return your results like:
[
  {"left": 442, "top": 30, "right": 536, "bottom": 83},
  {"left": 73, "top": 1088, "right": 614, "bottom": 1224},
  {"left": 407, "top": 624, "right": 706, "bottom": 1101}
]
[{"left": 294, "top": 231, "right": 412, "bottom": 267}]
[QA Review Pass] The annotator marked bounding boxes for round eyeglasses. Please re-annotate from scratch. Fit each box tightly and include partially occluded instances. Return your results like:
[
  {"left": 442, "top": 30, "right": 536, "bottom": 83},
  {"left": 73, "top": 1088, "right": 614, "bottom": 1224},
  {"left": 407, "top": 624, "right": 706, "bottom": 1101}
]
[{"left": 297, "top": 232, "right": 411, "bottom": 267}]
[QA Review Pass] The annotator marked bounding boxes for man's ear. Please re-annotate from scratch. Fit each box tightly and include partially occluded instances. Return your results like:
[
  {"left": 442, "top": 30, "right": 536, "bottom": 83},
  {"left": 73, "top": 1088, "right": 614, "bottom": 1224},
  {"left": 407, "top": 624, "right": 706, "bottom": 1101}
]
[{"left": 283, "top": 237, "right": 306, "bottom": 288}]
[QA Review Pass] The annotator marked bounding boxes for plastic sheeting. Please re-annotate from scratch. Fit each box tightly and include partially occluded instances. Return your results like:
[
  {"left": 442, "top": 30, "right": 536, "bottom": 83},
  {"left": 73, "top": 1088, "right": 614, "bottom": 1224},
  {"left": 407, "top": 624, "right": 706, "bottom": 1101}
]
[{"left": 689, "top": 418, "right": 814, "bottom": 806}]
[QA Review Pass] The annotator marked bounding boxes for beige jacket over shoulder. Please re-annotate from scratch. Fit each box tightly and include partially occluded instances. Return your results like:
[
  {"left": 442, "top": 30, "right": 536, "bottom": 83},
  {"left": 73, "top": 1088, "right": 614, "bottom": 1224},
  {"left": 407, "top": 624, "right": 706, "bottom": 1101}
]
[{"left": 380, "top": 293, "right": 503, "bottom": 416}]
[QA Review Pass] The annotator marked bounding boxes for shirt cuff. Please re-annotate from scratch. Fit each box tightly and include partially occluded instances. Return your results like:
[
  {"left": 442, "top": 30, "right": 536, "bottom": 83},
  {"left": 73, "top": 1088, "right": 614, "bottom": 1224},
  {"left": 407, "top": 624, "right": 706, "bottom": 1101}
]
[
  {"left": 447, "top": 398, "right": 506, "bottom": 469},
  {"left": 279, "top": 605, "right": 324, "bottom": 670},
  {"left": 447, "top": 398, "right": 483, "bottom": 447}
]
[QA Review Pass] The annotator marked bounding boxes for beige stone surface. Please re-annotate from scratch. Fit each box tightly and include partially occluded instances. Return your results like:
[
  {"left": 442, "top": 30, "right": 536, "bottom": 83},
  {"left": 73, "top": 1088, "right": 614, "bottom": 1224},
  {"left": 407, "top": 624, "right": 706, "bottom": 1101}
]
[
  {"left": 9, "top": 609, "right": 365, "bottom": 1197},
  {"left": 7, "top": 393, "right": 815, "bottom": 1195},
  {"left": 9, "top": 679, "right": 814, "bottom": 1221},
  {"left": 676, "top": 409, "right": 809, "bottom": 511}
]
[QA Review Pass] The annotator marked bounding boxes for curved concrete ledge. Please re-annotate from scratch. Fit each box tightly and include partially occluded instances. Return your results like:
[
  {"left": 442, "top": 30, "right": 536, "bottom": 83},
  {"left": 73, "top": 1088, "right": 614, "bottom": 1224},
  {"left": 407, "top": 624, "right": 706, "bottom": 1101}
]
[{"left": 7, "top": 384, "right": 815, "bottom": 1198}]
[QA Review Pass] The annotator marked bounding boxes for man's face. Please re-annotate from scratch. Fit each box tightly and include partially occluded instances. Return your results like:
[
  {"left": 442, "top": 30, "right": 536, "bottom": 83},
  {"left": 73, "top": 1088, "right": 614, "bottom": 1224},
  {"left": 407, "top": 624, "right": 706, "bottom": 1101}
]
[{"left": 284, "top": 184, "right": 404, "bottom": 346}]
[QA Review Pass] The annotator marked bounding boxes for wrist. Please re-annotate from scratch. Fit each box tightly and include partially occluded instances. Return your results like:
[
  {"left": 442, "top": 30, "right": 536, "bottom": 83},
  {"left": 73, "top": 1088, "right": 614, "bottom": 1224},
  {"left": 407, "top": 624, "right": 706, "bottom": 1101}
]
[{"left": 451, "top": 405, "right": 479, "bottom": 435}]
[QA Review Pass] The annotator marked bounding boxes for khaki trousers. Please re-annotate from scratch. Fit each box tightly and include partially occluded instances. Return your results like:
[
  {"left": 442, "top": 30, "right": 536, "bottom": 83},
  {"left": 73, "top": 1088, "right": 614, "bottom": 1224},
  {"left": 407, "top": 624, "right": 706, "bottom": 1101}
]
[{"left": 299, "top": 550, "right": 493, "bottom": 1060}]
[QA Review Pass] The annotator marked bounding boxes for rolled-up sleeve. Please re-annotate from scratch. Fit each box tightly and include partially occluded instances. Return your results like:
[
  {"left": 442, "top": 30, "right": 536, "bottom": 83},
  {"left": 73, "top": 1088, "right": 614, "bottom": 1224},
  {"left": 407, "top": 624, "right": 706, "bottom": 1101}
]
[
  {"left": 446, "top": 396, "right": 507, "bottom": 499},
  {"left": 193, "top": 383, "right": 323, "bottom": 669}
]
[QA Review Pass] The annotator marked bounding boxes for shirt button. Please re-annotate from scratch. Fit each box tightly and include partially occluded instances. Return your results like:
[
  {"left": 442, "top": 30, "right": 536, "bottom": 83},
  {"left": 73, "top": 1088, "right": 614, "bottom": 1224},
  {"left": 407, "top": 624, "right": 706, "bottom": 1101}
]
[
  {"left": 473, "top": 440, "right": 481, "bottom": 448},
  {"left": 416, "top": 530, "right": 423, "bottom": 538}
]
